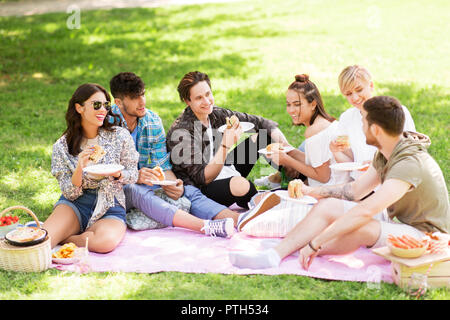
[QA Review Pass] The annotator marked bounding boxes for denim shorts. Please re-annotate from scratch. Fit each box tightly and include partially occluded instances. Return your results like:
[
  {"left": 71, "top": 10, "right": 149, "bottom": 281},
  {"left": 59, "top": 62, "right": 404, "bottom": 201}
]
[{"left": 54, "top": 189, "right": 126, "bottom": 232}]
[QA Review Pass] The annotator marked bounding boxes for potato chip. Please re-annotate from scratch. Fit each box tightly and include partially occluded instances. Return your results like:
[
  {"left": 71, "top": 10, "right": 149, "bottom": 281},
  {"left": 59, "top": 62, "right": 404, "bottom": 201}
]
[{"left": 52, "top": 242, "right": 78, "bottom": 259}]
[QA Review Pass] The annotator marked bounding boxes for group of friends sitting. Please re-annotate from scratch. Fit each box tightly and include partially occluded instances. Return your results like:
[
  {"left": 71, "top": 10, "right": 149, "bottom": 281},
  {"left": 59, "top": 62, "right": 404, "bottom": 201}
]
[{"left": 42, "top": 65, "right": 449, "bottom": 271}]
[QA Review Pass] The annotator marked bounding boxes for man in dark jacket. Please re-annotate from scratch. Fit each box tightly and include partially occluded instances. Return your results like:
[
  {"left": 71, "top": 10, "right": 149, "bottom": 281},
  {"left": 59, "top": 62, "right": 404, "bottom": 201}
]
[{"left": 167, "top": 71, "right": 291, "bottom": 209}]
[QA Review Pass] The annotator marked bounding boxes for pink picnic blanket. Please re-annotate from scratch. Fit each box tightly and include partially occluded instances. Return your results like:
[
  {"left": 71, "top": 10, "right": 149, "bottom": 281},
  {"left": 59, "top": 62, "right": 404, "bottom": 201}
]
[{"left": 52, "top": 227, "right": 393, "bottom": 283}]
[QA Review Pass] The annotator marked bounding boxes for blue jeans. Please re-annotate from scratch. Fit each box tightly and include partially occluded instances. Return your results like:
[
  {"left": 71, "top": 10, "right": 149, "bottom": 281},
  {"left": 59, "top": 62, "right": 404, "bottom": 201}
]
[
  {"left": 54, "top": 189, "right": 126, "bottom": 232},
  {"left": 124, "top": 184, "right": 228, "bottom": 227}
]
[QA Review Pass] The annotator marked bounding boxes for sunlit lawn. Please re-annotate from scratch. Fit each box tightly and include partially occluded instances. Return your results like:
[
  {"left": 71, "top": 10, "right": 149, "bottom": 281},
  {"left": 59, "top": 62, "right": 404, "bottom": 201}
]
[{"left": 0, "top": 0, "right": 449, "bottom": 299}]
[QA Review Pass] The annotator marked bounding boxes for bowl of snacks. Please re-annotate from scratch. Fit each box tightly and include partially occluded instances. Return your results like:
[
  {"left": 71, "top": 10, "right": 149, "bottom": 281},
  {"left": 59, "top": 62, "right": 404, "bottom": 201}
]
[
  {"left": 0, "top": 214, "right": 20, "bottom": 238},
  {"left": 52, "top": 243, "right": 83, "bottom": 265},
  {"left": 387, "top": 234, "right": 429, "bottom": 258}
]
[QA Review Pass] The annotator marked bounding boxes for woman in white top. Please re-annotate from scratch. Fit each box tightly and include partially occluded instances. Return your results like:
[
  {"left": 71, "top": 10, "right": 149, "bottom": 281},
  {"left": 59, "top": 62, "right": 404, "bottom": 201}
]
[
  {"left": 267, "top": 74, "right": 350, "bottom": 186},
  {"left": 331, "top": 65, "right": 416, "bottom": 180}
]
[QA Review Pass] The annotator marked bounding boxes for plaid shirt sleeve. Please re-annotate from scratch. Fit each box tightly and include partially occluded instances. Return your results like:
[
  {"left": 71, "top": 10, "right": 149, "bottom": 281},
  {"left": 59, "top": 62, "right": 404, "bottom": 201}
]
[{"left": 137, "top": 111, "right": 172, "bottom": 171}]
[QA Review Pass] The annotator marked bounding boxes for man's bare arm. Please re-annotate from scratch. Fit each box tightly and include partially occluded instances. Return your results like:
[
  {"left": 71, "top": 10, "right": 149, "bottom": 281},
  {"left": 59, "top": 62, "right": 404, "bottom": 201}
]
[
  {"left": 312, "top": 183, "right": 356, "bottom": 200},
  {"left": 304, "top": 165, "right": 380, "bottom": 201}
]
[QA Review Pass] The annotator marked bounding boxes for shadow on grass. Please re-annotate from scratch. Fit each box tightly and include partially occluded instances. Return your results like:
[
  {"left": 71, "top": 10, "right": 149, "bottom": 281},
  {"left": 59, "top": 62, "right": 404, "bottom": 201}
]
[{"left": 0, "top": 6, "right": 283, "bottom": 87}]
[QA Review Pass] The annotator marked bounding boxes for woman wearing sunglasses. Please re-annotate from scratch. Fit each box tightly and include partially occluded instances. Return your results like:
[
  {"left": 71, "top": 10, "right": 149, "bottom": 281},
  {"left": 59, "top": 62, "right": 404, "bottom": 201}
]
[{"left": 43, "top": 83, "right": 139, "bottom": 253}]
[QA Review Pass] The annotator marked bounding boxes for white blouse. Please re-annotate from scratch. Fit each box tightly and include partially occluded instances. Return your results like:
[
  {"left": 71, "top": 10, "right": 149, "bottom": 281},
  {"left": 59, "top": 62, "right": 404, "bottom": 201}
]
[
  {"left": 304, "top": 121, "right": 350, "bottom": 187},
  {"left": 337, "top": 106, "right": 416, "bottom": 180}
]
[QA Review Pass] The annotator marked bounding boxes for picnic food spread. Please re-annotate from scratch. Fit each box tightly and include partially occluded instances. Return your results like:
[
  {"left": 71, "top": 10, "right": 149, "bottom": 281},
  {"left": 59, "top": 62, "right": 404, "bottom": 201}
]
[
  {"left": 89, "top": 144, "right": 106, "bottom": 163},
  {"left": 52, "top": 243, "right": 78, "bottom": 259},
  {"left": 226, "top": 115, "right": 239, "bottom": 129},
  {"left": 6, "top": 226, "right": 46, "bottom": 243},
  {"left": 153, "top": 166, "right": 165, "bottom": 181},
  {"left": 266, "top": 143, "right": 284, "bottom": 152},
  {"left": 288, "top": 179, "right": 303, "bottom": 199}
]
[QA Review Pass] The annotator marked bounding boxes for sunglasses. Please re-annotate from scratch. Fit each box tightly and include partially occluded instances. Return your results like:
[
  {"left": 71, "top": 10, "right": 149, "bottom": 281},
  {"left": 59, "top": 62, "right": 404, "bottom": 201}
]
[{"left": 84, "top": 100, "right": 111, "bottom": 111}]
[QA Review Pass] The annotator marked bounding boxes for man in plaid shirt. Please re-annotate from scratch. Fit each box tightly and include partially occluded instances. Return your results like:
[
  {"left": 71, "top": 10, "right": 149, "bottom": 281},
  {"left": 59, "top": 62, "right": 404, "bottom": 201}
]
[
  {"left": 109, "top": 72, "right": 240, "bottom": 238},
  {"left": 112, "top": 103, "right": 171, "bottom": 172}
]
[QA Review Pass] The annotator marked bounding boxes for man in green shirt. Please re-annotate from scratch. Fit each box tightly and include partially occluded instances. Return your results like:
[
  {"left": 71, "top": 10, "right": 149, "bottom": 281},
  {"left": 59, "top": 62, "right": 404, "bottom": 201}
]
[{"left": 230, "top": 95, "right": 449, "bottom": 270}]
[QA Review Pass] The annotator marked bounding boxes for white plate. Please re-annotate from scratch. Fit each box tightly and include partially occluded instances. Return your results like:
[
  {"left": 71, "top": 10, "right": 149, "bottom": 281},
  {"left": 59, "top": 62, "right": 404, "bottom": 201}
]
[
  {"left": 218, "top": 122, "right": 255, "bottom": 133},
  {"left": 147, "top": 180, "right": 178, "bottom": 186},
  {"left": 274, "top": 190, "right": 318, "bottom": 205},
  {"left": 329, "top": 162, "right": 370, "bottom": 171},
  {"left": 258, "top": 145, "right": 295, "bottom": 155},
  {"left": 83, "top": 164, "right": 124, "bottom": 176},
  {"left": 52, "top": 246, "right": 80, "bottom": 265}
]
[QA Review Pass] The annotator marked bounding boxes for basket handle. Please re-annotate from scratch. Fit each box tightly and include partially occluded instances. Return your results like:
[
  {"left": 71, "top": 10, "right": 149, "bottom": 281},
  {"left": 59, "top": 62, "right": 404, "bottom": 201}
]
[{"left": 0, "top": 206, "right": 41, "bottom": 227}]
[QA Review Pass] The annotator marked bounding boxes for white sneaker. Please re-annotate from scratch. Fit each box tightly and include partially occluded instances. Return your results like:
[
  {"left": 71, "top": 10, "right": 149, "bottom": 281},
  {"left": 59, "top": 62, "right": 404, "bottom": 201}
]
[{"left": 254, "top": 175, "right": 281, "bottom": 189}]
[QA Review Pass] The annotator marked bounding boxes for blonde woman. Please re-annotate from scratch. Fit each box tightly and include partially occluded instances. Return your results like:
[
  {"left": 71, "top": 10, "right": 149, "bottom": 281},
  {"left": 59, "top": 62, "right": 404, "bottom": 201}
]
[{"left": 331, "top": 65, "right": 416, "bottom": 180}]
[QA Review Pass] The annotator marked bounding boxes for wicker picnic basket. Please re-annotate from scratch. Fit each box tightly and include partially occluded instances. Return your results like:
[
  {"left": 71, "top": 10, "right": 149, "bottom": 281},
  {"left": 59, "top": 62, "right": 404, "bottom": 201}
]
[{"left": 0, "top": 206, "right": 51, "bottom": 272}]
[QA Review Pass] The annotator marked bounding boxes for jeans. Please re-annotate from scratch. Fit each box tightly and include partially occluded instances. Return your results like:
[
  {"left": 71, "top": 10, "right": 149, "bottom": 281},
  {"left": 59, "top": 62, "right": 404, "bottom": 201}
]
[{"left": 124, "top": 184, "right": 228, "bottom": 226}]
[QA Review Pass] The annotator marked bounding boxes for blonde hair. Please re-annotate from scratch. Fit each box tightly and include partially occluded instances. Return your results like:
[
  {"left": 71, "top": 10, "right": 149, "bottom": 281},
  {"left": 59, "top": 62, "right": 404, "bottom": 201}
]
[{"left": 338, "top": 65, "right": 372, "bottom": 93}]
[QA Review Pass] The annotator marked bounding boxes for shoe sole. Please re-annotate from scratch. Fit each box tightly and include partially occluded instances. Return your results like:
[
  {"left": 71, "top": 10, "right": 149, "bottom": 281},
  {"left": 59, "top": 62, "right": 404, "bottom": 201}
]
[
  {"left": 238, "top": 193, "right": 280, "bottom": 231},
  {"left": 224, "top": 218, "right": 236, "bottom": 238}
]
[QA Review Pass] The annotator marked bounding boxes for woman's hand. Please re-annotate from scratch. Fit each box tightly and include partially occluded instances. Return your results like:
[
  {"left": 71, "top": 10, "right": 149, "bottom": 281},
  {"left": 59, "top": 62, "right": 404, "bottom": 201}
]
[
  {"left": 221, "top": 119, "right": 243, "bottom": 149},
  {"left": 77, "top": 146, "right": 95, "bottom": 169},
  {"left": 329, "top": 139, "right": 350, "bottom": 153},
  {"left": 266, "top": 150, "right": 290, "bottom": 167},
  {"left": 298, "top": 244, "right": 319, "bottom": 270},
  {"left": 72, "top": 146, "right": 95, "bottom": 187}
]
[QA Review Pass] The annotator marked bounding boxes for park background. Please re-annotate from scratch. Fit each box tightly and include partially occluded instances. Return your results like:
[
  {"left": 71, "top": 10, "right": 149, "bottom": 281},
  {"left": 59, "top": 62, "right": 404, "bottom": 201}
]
[{"left": 0, "top": 0, "right": 449, "bottom": 299}]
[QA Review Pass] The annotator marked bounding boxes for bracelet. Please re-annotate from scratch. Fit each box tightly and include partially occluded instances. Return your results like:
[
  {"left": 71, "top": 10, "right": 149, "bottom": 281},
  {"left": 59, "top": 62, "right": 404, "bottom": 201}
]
[{"left": 308, "top": 240, "right": 321, "bottom": 252}]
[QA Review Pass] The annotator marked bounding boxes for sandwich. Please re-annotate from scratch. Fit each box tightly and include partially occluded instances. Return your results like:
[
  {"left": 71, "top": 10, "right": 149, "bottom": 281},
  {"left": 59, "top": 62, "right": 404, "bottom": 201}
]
[
  {"left": 288, "top": 179, "right": 304, "bottom": 199},
  {"left": 266, "top": 143, "right": 284, "bottom": 152},
  {"left": 226, "top": 115, "right": 239, "bottom": 129},
  {"left": 336, "top": 135, "right": 350, "bottom": 148},
  {"left": 153, "top": 166, "right": 165, "bottom": 181},
  {"left": 89, "top": 145, "right": 106, "bottom": 163}
]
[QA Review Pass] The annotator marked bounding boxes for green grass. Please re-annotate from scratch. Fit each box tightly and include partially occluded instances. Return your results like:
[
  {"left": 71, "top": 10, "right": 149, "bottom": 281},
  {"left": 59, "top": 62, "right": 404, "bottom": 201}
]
[{"left": 0, "top": 0, "right": 449, "bottom": 300}]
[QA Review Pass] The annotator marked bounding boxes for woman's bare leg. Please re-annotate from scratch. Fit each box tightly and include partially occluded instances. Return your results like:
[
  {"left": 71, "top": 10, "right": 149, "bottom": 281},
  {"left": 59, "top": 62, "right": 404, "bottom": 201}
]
[
  {"left": 64, "top": 218, "right": 126, "bottom": 253},
  {"left": 43, "top": 204, "right": 80, "bottom": 249}
]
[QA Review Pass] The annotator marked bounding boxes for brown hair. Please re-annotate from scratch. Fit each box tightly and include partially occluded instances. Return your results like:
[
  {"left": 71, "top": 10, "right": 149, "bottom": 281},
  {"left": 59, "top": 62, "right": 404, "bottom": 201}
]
[
  {"left": 363, "top": 96, "right": 405, "bottom": 136},
  {"left": 177, "top": 71, "right": 211, "bottom": 102},
  {"left": 288, "top": 74, "right": 335, "bottom": 126},
  {"left": 63, "top": 83, "right": 122, "bottom": 156},
  {"left": 110, "top": 72, "right": 145, "bottom": 99}
]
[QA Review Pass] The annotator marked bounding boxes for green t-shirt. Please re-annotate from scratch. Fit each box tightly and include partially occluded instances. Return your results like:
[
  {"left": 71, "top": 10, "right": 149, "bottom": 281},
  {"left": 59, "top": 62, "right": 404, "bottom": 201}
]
[{"left": 372, "top": 132, "right": 449, "bottom": 233}]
